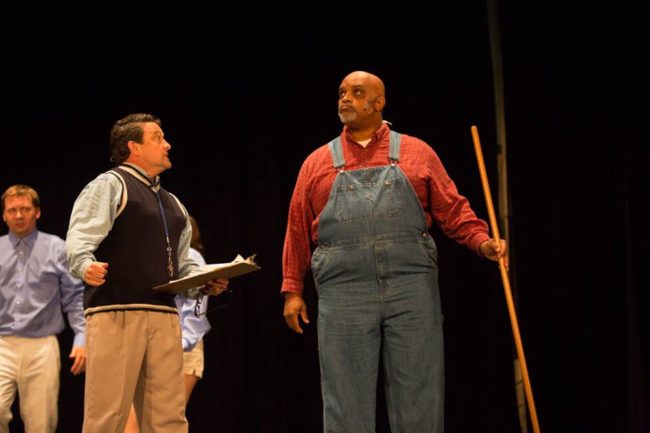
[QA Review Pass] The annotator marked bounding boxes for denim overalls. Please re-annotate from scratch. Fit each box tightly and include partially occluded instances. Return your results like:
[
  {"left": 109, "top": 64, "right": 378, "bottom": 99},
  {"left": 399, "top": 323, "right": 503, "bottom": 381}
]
[{"left": 312, "top": 131, "right": 444, "bottom": 433}]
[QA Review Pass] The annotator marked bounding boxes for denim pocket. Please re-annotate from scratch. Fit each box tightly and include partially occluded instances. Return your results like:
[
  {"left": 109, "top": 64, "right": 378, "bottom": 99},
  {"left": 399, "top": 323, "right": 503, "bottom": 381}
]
[
  {"left": 311, "top": 242, "right": 373, "bottom": 287},
  {"left": 333, "top": 177, "right": 403, "bottom": 223},
  {"left": 417, "top": 233, "right": 438, "bottom": 268},
  {"left": 311, "top": 247, "right": 328, "bottom": 283}
]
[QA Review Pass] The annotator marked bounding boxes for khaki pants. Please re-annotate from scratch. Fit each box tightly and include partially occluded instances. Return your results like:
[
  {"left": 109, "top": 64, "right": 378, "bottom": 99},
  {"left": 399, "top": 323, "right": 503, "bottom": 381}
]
[
  {"left": 0, "top": 335, "right": 60, "bottom": 433},
  {"left": 83, "top": 310, "right": 187, "bottom": 433}
]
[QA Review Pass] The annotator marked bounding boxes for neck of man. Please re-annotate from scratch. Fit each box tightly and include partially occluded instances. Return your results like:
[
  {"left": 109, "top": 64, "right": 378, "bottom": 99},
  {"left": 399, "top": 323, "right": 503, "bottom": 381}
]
[
  {"left": 12, "top": 227, "right": 36, "bottom": 239},
  {"left": 124, "top": 159, "right": 163, "bottom": 180},
  {"left": 346, "top": 119, "right": 382, "bottom": 143}
]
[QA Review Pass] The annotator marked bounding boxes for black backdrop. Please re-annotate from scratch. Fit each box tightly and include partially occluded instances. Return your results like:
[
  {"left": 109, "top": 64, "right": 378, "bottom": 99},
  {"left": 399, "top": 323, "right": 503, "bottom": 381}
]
[{"left": 1, "top": 2, "right": 647, "bottom": 433}]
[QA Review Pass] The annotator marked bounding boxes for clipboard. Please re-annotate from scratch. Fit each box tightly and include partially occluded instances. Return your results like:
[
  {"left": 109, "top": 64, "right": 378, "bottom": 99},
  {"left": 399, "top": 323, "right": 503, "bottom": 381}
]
[{"left": 153, "top": 254, "right": 261, "bottom": 294}]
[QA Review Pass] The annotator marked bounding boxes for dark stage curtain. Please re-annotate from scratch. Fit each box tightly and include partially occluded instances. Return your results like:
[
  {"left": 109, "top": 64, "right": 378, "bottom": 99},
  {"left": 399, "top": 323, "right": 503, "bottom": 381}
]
[{"left": 1, "top": 2, "right": 647, "bottom": 432}]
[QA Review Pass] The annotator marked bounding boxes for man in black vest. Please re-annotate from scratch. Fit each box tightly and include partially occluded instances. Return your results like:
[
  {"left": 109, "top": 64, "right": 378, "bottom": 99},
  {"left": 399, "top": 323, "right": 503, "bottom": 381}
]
[{"left": 66, "top": 113, "right": 228, "bottom": 433}]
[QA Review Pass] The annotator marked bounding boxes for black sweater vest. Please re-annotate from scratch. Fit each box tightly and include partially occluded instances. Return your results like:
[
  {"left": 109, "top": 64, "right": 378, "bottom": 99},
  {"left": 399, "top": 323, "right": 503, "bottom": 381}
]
[{"left": 83, "top": 167, "right": 186, "bottom": 312}]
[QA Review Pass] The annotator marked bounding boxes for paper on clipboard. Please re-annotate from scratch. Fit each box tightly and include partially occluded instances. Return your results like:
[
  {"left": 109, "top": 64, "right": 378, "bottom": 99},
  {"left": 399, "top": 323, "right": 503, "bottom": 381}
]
[{"left": 153, "top": 254, "right": 261, "bottom": 294}]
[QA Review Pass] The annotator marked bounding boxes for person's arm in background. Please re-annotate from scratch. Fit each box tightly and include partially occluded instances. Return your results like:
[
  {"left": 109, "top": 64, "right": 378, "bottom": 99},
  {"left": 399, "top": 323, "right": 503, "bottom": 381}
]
[{"left": 57, "top": 239, "right": 87, "bottom": 375}]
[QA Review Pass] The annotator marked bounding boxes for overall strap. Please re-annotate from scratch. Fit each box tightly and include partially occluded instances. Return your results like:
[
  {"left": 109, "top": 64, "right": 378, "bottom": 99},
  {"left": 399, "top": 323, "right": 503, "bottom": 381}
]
[
  {"left": 388, "top": 131, "right": 402, "bottom": 163},
  {"left": 327, "top": 137, "right": 346, "bottom": 171}
]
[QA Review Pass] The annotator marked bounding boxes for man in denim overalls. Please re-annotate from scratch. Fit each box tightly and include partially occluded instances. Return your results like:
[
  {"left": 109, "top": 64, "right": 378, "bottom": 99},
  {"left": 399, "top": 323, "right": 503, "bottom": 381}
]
[{"left": 282, "top": 71, "right": 507, "bottom": 433}]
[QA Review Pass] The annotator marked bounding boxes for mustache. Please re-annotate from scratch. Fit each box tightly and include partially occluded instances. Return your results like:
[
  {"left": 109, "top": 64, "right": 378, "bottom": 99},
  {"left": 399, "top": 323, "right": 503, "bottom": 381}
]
[{"left": 338, "top": 104, "right": 355, "bottom": 113}]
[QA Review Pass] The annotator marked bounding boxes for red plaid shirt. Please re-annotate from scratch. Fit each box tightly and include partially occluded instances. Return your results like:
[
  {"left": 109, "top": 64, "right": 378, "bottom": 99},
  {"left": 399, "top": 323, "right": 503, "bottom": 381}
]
[{"left": 282, "top": 123, "right": 490, "bottom": 294}]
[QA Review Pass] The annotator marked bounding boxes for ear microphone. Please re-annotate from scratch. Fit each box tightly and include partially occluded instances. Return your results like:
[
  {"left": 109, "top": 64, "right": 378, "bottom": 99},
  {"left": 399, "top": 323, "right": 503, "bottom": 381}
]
[
  {"left": 364, "top": 98, "right": 376, "bottom": 114},
  {"left": 364, "top": 96, "right": 380, "bottom": 114}
]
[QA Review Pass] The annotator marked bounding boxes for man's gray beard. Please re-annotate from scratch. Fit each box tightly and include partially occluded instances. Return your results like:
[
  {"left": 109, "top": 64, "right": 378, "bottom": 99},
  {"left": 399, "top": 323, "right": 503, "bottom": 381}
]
[{"left": 338, "top": 110, "right": 357, "bottom": 124}]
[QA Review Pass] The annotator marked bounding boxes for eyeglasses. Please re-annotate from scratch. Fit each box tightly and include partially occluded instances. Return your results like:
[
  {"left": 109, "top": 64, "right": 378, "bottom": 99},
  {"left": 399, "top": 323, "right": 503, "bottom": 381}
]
[{"left": 194, "top": 290, "right": 233, "bottom": 317}]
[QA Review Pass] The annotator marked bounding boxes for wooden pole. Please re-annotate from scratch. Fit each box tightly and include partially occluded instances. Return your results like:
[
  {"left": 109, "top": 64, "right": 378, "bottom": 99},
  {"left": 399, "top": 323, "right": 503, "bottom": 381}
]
[
  {"left": 485, "top": 1, "right": 527, "bottom": 430},
  {"left": 471, "top": 125, "right": 541, "bottom": 433}
]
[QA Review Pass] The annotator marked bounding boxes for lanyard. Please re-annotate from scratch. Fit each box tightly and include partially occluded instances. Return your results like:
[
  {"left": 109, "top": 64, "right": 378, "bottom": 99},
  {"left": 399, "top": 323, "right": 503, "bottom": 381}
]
[{"left": 154, "top": 190, "right": 174, "bottom": 279}]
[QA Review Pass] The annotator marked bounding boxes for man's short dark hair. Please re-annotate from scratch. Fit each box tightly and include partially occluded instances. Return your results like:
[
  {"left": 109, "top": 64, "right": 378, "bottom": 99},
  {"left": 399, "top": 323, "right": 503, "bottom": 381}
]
[{"left": 109, "top": 113, "right": 162, "bottom": 164}]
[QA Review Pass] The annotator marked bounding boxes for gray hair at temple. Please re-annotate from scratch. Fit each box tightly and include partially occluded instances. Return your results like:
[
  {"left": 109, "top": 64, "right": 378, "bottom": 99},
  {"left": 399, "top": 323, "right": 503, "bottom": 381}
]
[{"left": 109, "top": 113, "right": 162, "bottom": 164}]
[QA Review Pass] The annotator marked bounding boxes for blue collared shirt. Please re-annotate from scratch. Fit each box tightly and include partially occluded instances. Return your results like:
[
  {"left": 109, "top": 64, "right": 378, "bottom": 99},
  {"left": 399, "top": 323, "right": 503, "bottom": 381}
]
[
  {"left": 175, "top": 247, "right": 211, "bottom": 351},
  {"left": 0, "top": 230, "right": 86, "bottom": 348}
]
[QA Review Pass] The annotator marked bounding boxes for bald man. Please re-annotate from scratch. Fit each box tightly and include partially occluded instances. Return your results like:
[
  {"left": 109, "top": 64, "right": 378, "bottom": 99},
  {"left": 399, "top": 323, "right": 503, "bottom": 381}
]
[{"left": 281, "top": 71, "right": 506, "bottom": 432}]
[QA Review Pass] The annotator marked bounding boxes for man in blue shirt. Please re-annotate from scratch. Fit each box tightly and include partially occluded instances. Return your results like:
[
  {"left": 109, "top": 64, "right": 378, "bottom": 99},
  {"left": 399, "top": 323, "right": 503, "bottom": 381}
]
[{"left": 0, "top": 184, "right": 86, "bottom": 433}]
